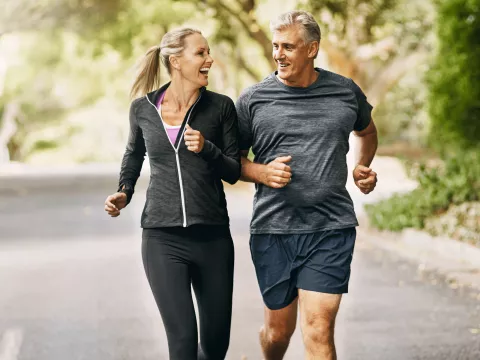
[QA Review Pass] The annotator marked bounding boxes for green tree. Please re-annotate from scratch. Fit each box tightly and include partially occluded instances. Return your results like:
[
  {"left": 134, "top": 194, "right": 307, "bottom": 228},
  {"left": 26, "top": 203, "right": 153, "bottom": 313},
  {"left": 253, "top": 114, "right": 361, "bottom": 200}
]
[
  {"left": 427, "top": 0, "right": 480, "bottom": 151},
  {"left": 303, "top": 0, "right": 435, "bottom": 107},
  {"left": 0, "top": 0, "right": 126, "bottom": 162},
  {"left": 365, "top": 0, "right": 480, "bottom": 239},
  {"left": 173, "top": 0, "right": 275, "bottom": 85},
  {"left": 175, "top": 0, "right": 434, "bottom": 107},
  {"left": 0, "top": 0, "right": 124, "bottom": 34},
  {"left": 0, "top": 0, "right": 192, "bottom": 162}
]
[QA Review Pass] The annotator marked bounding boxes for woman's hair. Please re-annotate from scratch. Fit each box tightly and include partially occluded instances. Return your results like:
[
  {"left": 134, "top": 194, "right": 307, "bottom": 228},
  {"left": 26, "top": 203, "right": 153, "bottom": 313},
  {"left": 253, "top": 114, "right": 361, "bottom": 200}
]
[{"left": 130, "top": 27, "right": 202, "bottom": 99}]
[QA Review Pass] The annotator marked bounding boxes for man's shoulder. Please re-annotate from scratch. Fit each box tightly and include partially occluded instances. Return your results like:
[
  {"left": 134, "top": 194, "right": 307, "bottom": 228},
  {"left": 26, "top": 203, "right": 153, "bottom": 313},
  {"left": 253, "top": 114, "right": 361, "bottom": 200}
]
[
  {"left": 238, "top": 74, "right": 277, "bottom": 102},
  {"left": 319, "top": 68, "right": 355, "bottom": 89},
  {"left": 319, "top": 68, "right": 362, "bottom": 95}
]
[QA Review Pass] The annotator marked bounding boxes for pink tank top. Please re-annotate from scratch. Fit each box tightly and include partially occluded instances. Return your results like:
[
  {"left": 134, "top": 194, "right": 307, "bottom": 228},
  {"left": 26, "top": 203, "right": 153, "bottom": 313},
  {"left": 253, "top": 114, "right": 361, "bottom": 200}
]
[{"left": 157, "top": 91, "right": 181, "bottom": 146}]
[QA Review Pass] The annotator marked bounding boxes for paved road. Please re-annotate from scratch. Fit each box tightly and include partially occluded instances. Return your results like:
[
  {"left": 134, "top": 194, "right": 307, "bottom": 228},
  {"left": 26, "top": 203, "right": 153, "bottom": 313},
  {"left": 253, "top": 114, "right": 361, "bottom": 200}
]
[{"left": 0, "top": 173, "right": 479, "bottom": 359}]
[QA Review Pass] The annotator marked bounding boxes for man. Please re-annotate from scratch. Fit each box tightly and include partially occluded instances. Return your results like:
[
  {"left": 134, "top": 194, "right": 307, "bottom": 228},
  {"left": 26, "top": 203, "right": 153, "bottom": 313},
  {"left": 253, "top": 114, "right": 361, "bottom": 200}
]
[{"left": 236, "top": 10, "right": 378, "bottom": 360}]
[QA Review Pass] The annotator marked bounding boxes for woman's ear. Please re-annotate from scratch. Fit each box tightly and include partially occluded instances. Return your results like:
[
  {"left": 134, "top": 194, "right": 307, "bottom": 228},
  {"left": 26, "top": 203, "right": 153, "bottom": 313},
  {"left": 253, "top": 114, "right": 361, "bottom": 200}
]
[{"left": 169, "top": 55, "right": 180, "bottom": 71}]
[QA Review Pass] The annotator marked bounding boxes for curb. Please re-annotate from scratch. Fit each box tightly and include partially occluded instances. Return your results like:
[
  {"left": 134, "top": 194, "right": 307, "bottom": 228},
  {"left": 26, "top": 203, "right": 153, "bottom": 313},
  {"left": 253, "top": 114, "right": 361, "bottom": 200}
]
[{"left": 358, "top": 214, "right": 480, "bottom": 291}]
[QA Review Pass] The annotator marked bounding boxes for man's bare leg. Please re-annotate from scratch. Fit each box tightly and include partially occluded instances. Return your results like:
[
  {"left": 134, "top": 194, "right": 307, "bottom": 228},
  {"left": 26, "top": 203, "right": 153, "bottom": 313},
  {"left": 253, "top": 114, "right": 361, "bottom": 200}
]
[
  {"left": 260, "top": 298, "right": 298, "bottom": 360},
  {"left": 298, "top": 290, "right": 342, "bottom": 360}
]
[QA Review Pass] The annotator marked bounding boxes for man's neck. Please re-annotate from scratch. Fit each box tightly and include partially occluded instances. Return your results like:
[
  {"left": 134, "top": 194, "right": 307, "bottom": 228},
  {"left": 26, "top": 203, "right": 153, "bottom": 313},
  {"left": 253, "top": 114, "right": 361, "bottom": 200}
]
[{"left": 277, "top": 66, "right": 319, "bottom": 88}]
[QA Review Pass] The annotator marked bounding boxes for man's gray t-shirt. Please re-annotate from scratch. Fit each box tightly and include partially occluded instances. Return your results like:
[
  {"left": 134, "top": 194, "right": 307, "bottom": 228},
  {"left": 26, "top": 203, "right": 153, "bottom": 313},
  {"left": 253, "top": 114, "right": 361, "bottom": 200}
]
[{"left": 236, "top": 68, "right": 373, "bottom": 234}]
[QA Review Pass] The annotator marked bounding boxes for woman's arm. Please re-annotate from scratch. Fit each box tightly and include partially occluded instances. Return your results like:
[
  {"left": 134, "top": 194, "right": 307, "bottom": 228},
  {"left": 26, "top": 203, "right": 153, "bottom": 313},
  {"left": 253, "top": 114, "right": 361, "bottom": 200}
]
[
  {"left": 195, "top": 100, "right": 241, "bottom": 184},
  {"left": 117, "top": 100, "right": 146, "bottom": 204}
]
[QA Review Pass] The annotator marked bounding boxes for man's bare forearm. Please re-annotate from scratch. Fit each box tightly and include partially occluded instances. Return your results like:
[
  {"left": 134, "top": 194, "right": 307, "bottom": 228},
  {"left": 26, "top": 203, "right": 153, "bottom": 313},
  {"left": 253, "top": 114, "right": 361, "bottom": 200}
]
[
  {"left": 240, "top": 156, "right": 265, "bottom": 184},
  {"left": 354, "top": 131, "right": 378, "bottom": 167}
]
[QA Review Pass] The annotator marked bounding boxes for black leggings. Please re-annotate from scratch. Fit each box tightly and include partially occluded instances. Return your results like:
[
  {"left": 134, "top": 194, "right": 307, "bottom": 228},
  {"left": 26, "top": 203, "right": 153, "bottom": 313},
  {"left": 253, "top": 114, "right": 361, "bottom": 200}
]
[{"left": 142, "top": 225, "right": 234, "bottom": 360}]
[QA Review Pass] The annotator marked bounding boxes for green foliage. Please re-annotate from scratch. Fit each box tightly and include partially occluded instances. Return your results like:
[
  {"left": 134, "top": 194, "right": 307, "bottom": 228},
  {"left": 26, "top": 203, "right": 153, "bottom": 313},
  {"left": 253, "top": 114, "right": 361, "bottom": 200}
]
[
  {"left": 373, "top": 71, "right": 429, "bottom": 146},
  {"left": 0, "top": 0, "right": 447, "bottom": 163},
  {"left": 0, "top": 0, "right": 196, "bottom": 162},
  {"left": 0, "top": 0, "right": 125, "bottom": 34},
  {"left": 427, "top": 0, "right": 480, "bottom": 152},
  {"left": 31, "top": 139, "right": 59, "bottom": 151},
  {"left": 367, "top": 0, "right": 480, "bottom": 235},
  {"left": 365, "top": 150, "right": 480, "bottom": 231},
  {"left": 90, "top": 0, "right": 195, "bottom": 58}
]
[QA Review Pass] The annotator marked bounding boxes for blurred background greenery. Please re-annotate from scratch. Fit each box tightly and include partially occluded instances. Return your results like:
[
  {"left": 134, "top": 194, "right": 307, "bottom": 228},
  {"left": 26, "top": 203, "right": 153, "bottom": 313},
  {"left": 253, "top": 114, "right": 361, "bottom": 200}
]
[{"left": 0, "top": 0, "right": 478, "bottom": 241}]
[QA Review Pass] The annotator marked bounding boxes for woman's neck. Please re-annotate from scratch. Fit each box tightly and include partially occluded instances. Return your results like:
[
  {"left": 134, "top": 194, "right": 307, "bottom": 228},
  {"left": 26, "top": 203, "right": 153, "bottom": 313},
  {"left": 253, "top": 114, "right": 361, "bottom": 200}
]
[{"left": 165, "top": 78, "right": 200, "bottom": 112}]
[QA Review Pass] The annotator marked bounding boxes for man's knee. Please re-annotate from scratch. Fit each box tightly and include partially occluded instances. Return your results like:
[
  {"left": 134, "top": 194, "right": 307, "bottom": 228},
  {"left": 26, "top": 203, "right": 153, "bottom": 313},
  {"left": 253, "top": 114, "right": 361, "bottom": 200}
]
[
  {"left": 262, "top": 321, "right": 296, "bottom": 345},
  {"left": 302, "top": 312, "right": 335, "bottom": 346},
  {"left": 261, "top": 299, "right": 298, "bottom": 347}
]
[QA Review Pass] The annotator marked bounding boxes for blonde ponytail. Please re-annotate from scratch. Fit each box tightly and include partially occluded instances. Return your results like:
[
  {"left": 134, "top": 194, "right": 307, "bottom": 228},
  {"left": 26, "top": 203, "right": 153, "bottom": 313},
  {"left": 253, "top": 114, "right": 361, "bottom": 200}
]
[
  {"left": 130, "top": 45, "right": 161, "bottom": 99},
  {"left": 130, "top": 27, "right": 202, "bottom": 99}
]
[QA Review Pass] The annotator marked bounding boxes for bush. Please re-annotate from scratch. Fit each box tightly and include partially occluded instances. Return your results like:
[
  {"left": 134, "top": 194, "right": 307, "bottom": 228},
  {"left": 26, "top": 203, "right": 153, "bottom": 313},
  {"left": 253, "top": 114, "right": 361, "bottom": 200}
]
[
  {"left": 427, "top": 0, "right": 480, "bottom": 152},
  {"left": 365, "top": 150, "right": 480, "bottom": 231},
  {"left": 370, "top": 0, "right": 480, "bottom": 236}
]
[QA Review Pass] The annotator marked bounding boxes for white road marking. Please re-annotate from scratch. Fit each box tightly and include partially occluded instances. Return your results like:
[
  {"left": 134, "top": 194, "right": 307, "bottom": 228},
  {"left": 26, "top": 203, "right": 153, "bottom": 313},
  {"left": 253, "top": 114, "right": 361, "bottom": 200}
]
[{"left": 0, "top": 328, "right": 23, "bottom": 360}]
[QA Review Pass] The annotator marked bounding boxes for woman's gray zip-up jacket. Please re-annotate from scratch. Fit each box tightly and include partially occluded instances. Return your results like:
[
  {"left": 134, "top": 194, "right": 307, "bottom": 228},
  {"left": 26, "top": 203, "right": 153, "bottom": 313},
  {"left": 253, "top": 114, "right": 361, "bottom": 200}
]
[{"left": 117, "top": 83, "right": 241, "bottom": 228}]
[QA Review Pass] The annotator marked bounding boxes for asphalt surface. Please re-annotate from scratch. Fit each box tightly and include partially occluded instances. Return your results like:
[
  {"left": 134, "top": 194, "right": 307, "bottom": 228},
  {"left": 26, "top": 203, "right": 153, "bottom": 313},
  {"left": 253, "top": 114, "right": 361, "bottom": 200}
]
[{"left": 0, "top": 173, "right": 479, "bottom": 360}]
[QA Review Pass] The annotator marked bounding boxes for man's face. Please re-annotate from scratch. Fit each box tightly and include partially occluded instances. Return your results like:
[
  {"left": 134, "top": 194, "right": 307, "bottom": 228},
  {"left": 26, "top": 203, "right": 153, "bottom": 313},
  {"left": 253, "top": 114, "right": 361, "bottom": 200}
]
[{"left": 272, "top": 25, "right": 315, "bottom": 84}]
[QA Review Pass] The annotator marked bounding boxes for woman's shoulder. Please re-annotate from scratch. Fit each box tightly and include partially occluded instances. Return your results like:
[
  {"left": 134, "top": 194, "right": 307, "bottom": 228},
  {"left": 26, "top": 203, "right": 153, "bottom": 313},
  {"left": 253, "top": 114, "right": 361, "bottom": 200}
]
[
  {"left": 203, "top": 89, "right": 234, "bottom": 105},
  {"left": 202, "top": 89, "right": 235, "bottom": 113},
  {"left": 130, "top": 95, "right": 148, "bottom": 109}
]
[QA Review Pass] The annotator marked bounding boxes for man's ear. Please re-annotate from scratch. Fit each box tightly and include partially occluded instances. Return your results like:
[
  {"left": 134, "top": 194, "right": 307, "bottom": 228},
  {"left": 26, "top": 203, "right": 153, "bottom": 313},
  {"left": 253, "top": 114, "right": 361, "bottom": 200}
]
[{"left": 308, "top": 41, "right": 319, "bottom": 59}]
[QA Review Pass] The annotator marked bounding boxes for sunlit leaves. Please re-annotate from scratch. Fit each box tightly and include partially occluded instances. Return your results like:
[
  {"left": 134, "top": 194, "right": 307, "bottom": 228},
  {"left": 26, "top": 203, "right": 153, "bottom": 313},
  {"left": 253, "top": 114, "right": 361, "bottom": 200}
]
[{"left": 427, "top": 0, "right": 480, "bottom": 152}]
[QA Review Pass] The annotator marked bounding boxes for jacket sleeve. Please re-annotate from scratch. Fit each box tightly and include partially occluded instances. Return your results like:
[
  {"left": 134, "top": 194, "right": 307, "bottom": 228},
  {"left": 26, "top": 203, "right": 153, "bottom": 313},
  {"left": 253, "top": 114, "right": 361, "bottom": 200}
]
[
  {"left": 197, "top": 99, "right": 241, "bottom": 184},
  {"left": 117, "top": 100, "right": 146, "bottom": 204}
]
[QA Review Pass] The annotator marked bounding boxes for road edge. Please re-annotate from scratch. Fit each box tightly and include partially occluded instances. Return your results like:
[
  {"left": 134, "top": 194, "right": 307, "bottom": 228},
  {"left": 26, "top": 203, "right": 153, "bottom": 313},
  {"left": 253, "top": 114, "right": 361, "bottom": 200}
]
[{"left": 357, "top": 214, "right": 480, "bottom": 292}]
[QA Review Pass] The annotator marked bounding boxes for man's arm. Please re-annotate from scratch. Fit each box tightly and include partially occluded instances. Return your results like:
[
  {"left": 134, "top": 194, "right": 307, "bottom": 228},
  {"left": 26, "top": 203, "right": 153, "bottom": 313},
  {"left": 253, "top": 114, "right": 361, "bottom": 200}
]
[
  {"left": 352, "top": 118, "right": 378, "bottom": 194},
  {"left": 353, "top": 118, "right": 378, "bottom": 167},
  {"left": 240, "top": 150, "right": 292, "bottom": 188},
  {"left": 240, "top": 150, "right": 262, "bottom": 183}
]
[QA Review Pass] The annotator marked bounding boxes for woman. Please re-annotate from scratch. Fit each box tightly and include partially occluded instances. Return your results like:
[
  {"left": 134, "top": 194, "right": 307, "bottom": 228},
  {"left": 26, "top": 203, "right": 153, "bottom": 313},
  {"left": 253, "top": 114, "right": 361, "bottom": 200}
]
[{"left": 104, "top": 27, "right": 240, "bottom": 360}]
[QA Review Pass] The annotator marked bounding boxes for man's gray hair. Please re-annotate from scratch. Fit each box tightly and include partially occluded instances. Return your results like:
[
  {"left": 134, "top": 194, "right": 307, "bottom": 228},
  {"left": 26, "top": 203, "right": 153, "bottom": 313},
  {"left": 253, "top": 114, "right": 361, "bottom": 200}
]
[{"left": 270, "top": 10, "right": 321, "bottom": 44}]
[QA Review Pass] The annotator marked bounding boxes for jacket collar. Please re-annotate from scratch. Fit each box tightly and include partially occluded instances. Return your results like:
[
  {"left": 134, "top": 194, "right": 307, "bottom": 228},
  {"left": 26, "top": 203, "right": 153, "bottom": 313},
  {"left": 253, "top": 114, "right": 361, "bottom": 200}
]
[{"left": 146, "top": 82, "right": 206, "bottom": 106}]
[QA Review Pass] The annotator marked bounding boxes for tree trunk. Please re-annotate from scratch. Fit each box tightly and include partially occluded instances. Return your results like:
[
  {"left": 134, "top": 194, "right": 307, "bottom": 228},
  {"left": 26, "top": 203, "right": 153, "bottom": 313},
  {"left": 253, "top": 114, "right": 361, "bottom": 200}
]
[
  {"left": 321, "top": 39, "right": 361, "bottom": 84},
  {"left": 215, "top": 0, "right": 276, "bottom": 71},
  {"left": 0, "top": 34, "right": 6, "bottom": 98},
  {"left": 0, "top": 102, "right": 19, "bottom": 164}
]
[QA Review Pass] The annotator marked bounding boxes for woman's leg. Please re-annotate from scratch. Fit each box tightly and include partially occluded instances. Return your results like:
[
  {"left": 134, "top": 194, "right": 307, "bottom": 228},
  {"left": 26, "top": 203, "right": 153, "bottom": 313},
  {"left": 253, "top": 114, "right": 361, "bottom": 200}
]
[
  {"left": 142, "top": 228, "right": 198, "bottom": 360},
  {"left": 191, "top": 226, "right": 235, "bottom": 360}
]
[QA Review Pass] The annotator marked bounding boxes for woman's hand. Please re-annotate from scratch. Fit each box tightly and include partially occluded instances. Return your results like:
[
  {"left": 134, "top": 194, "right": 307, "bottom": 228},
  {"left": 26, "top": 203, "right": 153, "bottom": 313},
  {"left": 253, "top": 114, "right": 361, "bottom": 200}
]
[
  {"left": 184, "top": 124, "right": 205, "bottom": 153},
  {"left": 104, "top": 192, "right": 127, "bottom": 217}
]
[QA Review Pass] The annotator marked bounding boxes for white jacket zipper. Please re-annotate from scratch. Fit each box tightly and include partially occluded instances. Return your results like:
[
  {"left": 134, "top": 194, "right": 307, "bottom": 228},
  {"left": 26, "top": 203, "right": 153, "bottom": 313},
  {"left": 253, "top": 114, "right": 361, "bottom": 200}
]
[
  {"left": 145, "top": 92, "right": 202, "bottom": 227},
  {"left": 174, "top": 152, "right": 187, "bottom": 226}
]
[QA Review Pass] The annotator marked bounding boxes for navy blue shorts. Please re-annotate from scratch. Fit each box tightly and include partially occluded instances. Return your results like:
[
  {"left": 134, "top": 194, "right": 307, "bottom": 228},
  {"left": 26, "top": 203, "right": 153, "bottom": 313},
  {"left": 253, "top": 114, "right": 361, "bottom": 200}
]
[{"left": 250, "top": 227, "right": 356, "bottom": 310}]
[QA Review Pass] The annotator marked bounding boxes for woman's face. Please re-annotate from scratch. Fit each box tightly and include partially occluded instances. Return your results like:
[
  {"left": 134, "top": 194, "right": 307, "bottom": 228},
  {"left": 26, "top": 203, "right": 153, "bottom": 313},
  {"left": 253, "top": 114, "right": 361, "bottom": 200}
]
[{"left": 174, "top": 33, "right": 214, "bottom": 88}]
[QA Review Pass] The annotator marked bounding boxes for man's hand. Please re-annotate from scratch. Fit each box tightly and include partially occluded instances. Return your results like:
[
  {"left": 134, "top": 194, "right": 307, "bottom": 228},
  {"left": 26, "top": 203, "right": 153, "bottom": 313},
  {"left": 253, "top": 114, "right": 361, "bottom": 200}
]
[
  {"left": 184, "top": 124, "right": 205, "bottom": 153},
  {"left": 104, "top": 192, "right": 127, "bottom": 217},
  {"left": 261, "top": 156, "right": 292, "bottom": 188},
  {"left": 353, "top": 164, "right": 377, "bottom": 194}
]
